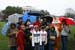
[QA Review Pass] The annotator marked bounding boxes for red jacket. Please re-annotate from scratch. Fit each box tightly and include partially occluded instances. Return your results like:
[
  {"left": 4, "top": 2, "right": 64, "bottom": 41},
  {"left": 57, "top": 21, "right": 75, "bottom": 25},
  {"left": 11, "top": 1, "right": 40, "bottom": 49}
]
[{"left": 17, "top": 30, "right": 26, "bottom": 46}]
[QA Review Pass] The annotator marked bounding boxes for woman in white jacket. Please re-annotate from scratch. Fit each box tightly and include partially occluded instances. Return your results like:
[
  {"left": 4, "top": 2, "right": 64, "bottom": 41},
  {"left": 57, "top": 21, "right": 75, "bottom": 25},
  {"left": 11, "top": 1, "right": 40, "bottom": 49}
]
[{"left": 31, "top": 25, "right": 41, "bottom": 50}]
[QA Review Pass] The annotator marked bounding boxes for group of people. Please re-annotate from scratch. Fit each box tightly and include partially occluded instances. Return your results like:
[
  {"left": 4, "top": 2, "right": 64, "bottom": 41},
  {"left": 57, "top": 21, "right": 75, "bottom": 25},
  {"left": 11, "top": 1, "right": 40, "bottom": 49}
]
[{"left": 6, "top": 17, "right": 70, "bottom": 50}]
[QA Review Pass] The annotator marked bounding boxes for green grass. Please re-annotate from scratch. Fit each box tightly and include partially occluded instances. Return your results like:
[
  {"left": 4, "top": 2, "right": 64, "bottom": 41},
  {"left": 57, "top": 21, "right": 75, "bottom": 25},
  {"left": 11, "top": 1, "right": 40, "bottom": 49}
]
[
  {"left": 0, "top": 22, "right": 75, "bottom": 50},
  {"left": 67, "top": 25, "right": 75, "bottom": 50},
  {"left": 0, "top": 22, "right": 9, "bottom": 50}
]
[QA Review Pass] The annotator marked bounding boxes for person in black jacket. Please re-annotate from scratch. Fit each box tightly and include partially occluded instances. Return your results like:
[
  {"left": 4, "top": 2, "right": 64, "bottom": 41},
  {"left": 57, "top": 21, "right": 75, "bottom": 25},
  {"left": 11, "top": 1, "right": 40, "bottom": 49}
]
[
  {"left": 48, "top": 26, "right": 57, "bottom": 50},
  {"left": 17, "top": 17, "right": 23, "bottom": 30},
  {"left": 24, "top": 19, "right": 32, "bottom": 50},
  {"left": 24, "top": 27, "right": 32, "bottom": 50}
]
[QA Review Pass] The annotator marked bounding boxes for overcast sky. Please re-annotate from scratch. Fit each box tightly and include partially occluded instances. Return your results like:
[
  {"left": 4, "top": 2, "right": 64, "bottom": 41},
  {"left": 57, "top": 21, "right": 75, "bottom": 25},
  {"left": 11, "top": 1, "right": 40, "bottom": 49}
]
[{"left": 0, "top": 0, "right": 75, "bottom": 16}]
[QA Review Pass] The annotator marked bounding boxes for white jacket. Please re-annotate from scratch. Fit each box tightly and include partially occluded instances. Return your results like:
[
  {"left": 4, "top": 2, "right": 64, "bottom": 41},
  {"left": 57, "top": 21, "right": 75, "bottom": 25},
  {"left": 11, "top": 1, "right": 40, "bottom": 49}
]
[
  {"left": 40, "top": 30, "right": 47, "bottom": 45},
  {"left": 32, "top": 30, "right": 42, "bottom": 46}
]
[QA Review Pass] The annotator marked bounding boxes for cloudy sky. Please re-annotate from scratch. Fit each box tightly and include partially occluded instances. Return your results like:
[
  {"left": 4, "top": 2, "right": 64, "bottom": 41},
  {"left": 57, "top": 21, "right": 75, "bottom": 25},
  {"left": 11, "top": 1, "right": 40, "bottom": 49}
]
[{"left": 0, "top": 0, "right": 75, "bottom": 15}]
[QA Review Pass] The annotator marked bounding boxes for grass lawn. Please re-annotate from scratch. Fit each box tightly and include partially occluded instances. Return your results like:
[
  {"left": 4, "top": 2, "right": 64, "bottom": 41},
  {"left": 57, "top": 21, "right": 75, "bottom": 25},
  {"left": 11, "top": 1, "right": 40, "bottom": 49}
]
[
  {"left": 67, "top": 25, "right": 75, "bottom": 50},
  {"left": 0, "top": 22, "right": 75, "bottom": 50},
  {"left": 0, "top": 22, "right": 9, "bottom": 50}
]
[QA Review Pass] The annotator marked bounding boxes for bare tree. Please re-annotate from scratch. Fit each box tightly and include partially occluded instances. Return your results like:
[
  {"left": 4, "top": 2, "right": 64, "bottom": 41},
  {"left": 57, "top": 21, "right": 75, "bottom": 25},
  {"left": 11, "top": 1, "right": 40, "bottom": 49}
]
[{"left": 65, "top": 8, "right": 75, "bottom": 18}]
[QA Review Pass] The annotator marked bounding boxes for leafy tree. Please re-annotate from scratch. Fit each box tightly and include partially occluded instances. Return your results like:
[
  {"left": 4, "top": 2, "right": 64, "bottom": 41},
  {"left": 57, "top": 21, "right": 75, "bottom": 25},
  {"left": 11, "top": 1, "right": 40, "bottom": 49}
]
[
  {"left": 65, "top": 8, "right": 75, "bottom": 18},
  {"left": 2, "top": 6, "right": 23, "bottom": 18}
]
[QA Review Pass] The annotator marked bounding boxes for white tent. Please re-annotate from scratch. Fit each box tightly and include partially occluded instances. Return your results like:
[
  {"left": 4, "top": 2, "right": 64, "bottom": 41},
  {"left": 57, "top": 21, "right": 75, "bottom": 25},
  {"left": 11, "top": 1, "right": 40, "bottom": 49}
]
[{"left": 8, "top": 13, "right": 23, "bottom": 23}]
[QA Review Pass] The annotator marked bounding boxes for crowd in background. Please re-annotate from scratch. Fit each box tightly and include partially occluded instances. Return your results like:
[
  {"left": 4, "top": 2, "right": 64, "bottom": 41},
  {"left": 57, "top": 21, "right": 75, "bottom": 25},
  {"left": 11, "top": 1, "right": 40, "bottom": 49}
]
[{"left": 6, "top": 17, "right": 70, "bottom": 50}]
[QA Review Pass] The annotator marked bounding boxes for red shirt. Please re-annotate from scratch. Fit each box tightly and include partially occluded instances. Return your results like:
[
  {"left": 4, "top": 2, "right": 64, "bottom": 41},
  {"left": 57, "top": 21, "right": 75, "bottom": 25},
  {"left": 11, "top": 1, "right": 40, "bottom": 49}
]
[{"left": 17, "top": 30, "right": 26, "bottom": 46}]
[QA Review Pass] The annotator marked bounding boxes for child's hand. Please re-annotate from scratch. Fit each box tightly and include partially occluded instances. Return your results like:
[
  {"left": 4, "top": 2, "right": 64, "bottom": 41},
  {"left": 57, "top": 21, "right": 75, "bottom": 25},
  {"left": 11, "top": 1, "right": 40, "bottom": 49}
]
[
  {"left": 30, "top": 36, "right": 32, "bottom": 39},
  {"left": 50, "top": 36, "right": 56, "bottom": 40},
  {"left": 16, "top": 32, "right": 18, "bottom": 37},
  {"left": 13, "top": 32, "right": 17, "bottom": 34},
  {"left": 44, "top": 41, "right": 47, "bottom": 45}
]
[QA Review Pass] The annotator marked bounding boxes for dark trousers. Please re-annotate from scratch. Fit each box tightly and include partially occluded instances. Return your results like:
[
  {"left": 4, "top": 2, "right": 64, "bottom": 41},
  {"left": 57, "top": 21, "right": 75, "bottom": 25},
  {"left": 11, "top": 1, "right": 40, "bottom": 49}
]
[
  {"left": 10, "top": 46, "right": 17, "bottom": 50},
  {"left": 45, "top": 43, "right": 48, "bottom": 50},
  {"left": 34, "top": 43, "right": 40, "bottom": 50},
  {"left": 40, "top": 45, "right": 44, "bottom": 50},
  {"left": 40, "top": 42, "right": 45, "bottom": 50},
  {"left": 61, "top": 36, "right": 68, "bottom": 50},
  {"left": 24, "top": 42, "right": 31, "bottom": 50}
]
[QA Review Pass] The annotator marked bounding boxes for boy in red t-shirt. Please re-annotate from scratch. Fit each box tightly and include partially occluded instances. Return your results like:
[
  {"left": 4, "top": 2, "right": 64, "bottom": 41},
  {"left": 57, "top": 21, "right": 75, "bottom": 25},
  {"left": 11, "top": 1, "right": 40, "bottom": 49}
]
[{"left": 16, "top": 24, "right": 26, "bottom": 50}]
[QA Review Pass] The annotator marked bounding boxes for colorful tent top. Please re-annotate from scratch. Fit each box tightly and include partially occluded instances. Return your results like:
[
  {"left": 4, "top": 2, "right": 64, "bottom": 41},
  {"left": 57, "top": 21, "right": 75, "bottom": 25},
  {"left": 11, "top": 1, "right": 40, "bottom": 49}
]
[
  {"left": 22, "top": 11, "right": 37, "bottom": 23},
  {"left": 8, "top": 13, "right": 23, "bottom": 23},
  {"left": 1, "top": 22, "right": 10, "bottom": 36}
]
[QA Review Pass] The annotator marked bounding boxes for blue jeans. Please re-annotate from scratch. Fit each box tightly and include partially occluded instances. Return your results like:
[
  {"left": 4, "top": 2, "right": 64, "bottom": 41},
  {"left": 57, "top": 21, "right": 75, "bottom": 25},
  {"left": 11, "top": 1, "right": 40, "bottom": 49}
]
[
  {"left": 40, "top": 45, "right": 44, "bottom": 50},
  {"left": 61, "top": 36, "right": 68, "bottom": 50},
  {"left": 40, "top": 42, "right": 45, "bottom": 50},
  {"left": 48, "top": 41, "right": 55, "bottom": 50}
]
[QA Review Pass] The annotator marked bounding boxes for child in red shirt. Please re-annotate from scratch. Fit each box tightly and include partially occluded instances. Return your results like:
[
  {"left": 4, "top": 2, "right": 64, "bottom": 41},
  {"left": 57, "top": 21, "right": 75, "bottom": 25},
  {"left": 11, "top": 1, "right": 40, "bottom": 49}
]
[{"left": 16, "top": 24, "right": 26, "bottom": 50}]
